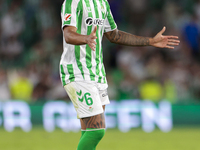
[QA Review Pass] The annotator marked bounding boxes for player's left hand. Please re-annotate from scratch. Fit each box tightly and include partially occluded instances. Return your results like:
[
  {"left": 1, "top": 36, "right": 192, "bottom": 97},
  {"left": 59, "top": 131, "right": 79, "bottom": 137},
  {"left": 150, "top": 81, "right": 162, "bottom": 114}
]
[{"left": 150, "top": 26, "right": 180, "bottom": 49}]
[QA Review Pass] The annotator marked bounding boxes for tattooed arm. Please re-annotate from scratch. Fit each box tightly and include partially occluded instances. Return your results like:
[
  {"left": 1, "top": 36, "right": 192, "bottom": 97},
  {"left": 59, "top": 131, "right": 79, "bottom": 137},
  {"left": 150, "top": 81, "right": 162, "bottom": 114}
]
[{"left": 104, "top": 27, "right": 180, "bottom": 49}]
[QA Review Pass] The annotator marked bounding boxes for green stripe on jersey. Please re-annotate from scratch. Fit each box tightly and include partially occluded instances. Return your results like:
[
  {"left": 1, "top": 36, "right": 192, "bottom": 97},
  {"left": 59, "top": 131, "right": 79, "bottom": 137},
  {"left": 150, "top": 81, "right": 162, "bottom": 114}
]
[
  {"left": 93, "top": 0, "right": 101, "bottom": 82},
  {"left": 67, "top": 64, "right": 75, "bottom": 82},
  {"left": 105, "top": 1, "right": 116, "bottom": 30},
  {"left": 85, "top": 0, "right": 95, "bottom": 81},
  {"left": 75, "top": 0, "right": 85, "bottom": 79},
  {"left": 60, "top": 65, "right": 67, "bottom": 86},
  {"left": 64, "top": 0, "right": 73, "bottom": 25}
]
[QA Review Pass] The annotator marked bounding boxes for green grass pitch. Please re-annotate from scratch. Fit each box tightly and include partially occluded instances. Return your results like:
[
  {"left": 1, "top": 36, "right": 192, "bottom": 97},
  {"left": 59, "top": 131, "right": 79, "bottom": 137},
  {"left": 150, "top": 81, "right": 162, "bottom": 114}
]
[{"left": 0, "top": 127, "right": 199, "bottom": 150}]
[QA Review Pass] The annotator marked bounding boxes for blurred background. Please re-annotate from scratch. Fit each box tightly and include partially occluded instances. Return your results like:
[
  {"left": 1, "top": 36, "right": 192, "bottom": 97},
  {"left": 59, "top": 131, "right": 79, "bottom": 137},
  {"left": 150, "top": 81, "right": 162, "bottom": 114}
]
[
  {"left": 1, "top": 0, "right": 200, "bottom": 104},
  {"left": 0, "top": 0, "right": 200, "bottom": 150}
]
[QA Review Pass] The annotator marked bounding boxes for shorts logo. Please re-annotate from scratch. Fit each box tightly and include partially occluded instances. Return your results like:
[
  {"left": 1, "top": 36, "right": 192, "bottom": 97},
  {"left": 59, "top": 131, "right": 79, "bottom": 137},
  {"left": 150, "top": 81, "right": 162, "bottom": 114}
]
[
  {"left": 85, "top": 17, "right": 104, "bottom": 26},
  {"left": 89, "top": 107, "right": 93, "bottom": 112},
  {"left": 102, "top": 90, "right": 108, "bottom": 97},
  {"left": 64, "top": 13, "right": 71, "bottom": 21}
]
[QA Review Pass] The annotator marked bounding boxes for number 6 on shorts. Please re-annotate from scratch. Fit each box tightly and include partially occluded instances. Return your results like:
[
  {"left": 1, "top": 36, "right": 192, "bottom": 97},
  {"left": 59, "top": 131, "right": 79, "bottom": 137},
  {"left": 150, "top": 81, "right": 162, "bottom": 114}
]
[{"left": 84, "top": 93, "right": 93, "bottom": 106}]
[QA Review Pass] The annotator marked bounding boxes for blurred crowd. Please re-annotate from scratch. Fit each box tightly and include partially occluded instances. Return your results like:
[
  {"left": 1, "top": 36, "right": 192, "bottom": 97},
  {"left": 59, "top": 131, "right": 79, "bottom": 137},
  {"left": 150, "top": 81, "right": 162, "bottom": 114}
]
[{"left": 0, "top": 0, "right": 200, "bottom": 104}]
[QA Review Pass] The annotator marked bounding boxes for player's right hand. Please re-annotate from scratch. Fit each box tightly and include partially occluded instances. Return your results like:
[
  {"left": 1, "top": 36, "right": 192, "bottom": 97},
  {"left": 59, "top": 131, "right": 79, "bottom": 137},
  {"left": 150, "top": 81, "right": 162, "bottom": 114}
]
[{"left": 86, "top": 26, "right": 97, "bottom": 51}]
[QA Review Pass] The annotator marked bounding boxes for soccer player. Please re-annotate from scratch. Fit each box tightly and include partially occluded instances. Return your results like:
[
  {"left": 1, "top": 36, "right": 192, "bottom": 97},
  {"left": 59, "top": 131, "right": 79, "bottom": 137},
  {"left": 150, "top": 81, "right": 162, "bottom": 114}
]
[{"left": 60, "top": 0, "right": 180, "bottom": 150}]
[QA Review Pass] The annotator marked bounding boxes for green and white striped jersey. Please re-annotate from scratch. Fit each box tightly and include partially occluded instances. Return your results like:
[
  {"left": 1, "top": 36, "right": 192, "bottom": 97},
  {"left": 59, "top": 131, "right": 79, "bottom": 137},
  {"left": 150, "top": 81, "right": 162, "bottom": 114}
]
[{"left": 60, "top": 0, "right": 117, "bottom": 86}]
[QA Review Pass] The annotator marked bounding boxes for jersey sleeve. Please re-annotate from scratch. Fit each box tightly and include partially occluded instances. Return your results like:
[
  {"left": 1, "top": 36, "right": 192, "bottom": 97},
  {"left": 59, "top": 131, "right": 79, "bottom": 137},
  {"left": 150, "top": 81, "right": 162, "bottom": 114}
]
[
  {"left": 104, "top": 1, "right": 117, "bottom": 33},
  {"left": 61, "top": 0, "right": 79, "bottom": 29}
]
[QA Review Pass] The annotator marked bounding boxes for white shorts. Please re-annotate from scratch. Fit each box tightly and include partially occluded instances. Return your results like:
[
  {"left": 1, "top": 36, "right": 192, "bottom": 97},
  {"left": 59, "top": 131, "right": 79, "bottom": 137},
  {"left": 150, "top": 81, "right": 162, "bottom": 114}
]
[{"left": 64, "top": 81, "right": 110, "bottom": 119}]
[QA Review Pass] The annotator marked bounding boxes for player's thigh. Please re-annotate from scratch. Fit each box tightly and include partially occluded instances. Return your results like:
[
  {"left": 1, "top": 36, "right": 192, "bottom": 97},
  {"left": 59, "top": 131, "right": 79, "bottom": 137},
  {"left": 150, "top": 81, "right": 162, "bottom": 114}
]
[
  {"left": 64, "top": 81, "right": 104, "bottom": 119},
  {"left": 80, "top": 119, "right": 86, "bottom": 129},
  {"left": 80, "top": 105, "right": 106, "bottom": 129},
  {"left": 81, "top": 112, "right": 105, "bottom": 129}
]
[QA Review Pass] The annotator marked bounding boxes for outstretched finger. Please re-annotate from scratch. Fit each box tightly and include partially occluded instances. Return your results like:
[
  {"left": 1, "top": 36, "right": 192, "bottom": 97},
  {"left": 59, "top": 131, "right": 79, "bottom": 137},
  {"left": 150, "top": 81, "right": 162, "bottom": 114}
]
[
  {"left": 165, "top": 45, "right": 174, "bottom": 49},
  {"left": 166, "top": 36, "right": 179, "bottom": 39},
  {"left": 91, "top": 26, "right": 97, "bottom": 34},
  {"left": 168, "top": 42, "right": 179, "bottom": 46},
  {"left": 92, "top": 45, "right": 96, "bottom": 51},
  {"left": 92, "top": 41, "right": 97, "bottom": 45},
  {"left": 159, "top": 26, "right": 166, "bottom": 35},
  {"left": 168, "top": 39, "right": 180, "bottom": 43},
  {"left": 90, "top": 44, "right": 96, "bottom": 51}
]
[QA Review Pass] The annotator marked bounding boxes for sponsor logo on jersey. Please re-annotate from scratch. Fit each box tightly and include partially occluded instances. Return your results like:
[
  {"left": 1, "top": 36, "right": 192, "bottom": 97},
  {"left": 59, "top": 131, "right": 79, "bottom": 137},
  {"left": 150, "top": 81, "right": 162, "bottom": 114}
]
[
  {"left": 85, "top": 17, "right": 104, "bottom": 26},
  {"left": 64, "top": 13, "right": 71, "bottom": 21}
]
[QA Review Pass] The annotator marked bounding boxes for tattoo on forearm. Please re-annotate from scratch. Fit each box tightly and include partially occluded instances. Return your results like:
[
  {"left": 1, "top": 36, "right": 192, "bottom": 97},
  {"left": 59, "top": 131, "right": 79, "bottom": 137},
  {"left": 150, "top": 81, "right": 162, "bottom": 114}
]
[
  {"left": 109, "top": 30, "right": 150, "bottom": 46},
  {"left": 81, "top": 113, "right": 105, "bottom": 129}
]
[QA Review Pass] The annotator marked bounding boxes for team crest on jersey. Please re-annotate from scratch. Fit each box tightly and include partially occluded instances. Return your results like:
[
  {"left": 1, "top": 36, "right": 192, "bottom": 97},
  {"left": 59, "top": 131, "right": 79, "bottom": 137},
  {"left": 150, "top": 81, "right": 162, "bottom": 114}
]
[
  {"left": 87, "top": 7, "right": 92, "bottom": 12},
  {"left": 64, "top": 13, "right": 71, "bottom": 21},
  {"left": 101, "top": 4, "right": 105, "bottom": 14},
  {"left": 85, "top": 17, "right": 104, "bottom": 26}
]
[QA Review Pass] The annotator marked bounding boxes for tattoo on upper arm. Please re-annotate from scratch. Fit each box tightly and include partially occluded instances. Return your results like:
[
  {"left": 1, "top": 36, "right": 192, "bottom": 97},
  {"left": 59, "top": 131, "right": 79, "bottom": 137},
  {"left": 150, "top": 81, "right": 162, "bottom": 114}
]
[
  {"left": 81, "top": 113, "right": 105, "bottom": 129},
  {"left": 108, "top": 30, "right": 150, "bottom": 46}
]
